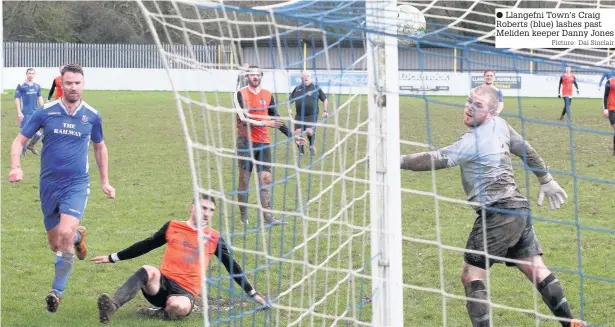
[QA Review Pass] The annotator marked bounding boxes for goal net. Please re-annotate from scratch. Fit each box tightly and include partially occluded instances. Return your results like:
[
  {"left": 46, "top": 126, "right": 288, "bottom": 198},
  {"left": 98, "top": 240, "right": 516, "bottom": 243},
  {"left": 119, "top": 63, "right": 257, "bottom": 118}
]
[{"left": 136, "top": 0, "right": 615, "bottom": 326}]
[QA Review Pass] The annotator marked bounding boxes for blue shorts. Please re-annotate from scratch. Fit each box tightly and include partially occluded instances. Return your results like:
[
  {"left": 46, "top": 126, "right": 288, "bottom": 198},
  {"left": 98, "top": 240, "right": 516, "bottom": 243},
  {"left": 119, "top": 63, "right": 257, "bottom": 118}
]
[
  {"left": 20, "top": 113, "right": 33, "bottom": 129},
  {"left": 40, "top": 182, "right": 90, "bottom": 231}
]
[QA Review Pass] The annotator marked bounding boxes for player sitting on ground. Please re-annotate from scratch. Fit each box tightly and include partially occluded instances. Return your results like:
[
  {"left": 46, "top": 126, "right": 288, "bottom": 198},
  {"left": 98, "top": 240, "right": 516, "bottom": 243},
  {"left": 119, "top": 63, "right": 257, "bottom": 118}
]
[
  {"left": 14, "top": 68, "right": 45, "bottom": 156},
  {"left": 234, "top": 65, "right": 298, "bottom": 226},
  {"left": 92, "top": 194, "right": 269, "bottom": 323},
  {"left": 473, "top": 69, "right": 504, "bottom": 115},
  {"left": 289, "top": 70, "right": 329, "bottom": 156},
  {"left": 400, "top": 85, "right": 585, "bottom": 327},
  {"left": 602, "top": 75, "right": 615, "bottom": 156},
  {"left": 558, "top": 66, "right": 580, "bottom": 121}
]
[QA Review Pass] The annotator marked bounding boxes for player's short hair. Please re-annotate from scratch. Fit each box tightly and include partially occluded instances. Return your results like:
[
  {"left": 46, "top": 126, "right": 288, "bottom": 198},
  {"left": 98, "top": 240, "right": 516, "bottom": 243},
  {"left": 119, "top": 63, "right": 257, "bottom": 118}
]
[
  {"left": 192, "top": 194, "right": 217, "bottom": 206},
  {"left": 302, "top": 70, "right": 312, "bottom": 77},
  {"left": 246, "top": 65, "right": 263, "bottom": 76},
  {"left": 61, "top": 64, "right": 84, "bottom": 76},
  {"left": 483, "top": 70, "right": 495, "bottom": 76},
  {"left": 472, "top": 84, "right": 499, "bottom": 114},
  {"left": 26, "top": 68, "right": 35, "bottom": 74}
]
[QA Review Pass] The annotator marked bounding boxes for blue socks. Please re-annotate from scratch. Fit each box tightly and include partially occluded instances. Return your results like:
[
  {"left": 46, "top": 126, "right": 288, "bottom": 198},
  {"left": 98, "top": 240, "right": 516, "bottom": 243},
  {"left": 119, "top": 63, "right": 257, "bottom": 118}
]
[
  {"left": 52, "top": 252, "right": 74, "bottom": 298},
  {"left": 51, "top": 231, "right": 82, "bottom": 297}
]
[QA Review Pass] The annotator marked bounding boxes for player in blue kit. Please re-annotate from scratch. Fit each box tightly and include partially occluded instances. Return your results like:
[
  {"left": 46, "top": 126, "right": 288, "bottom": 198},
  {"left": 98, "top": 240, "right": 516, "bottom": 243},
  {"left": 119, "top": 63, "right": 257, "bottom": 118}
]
[
  {"left": 8, "top": 64, "right": 116, "bottom": 313},
  {"left": 473, "top": 70, "right": 504, "bottom": 115},
  {"left": 598, "top": 64, "right": 614, "bottom": 90},
  {"left": 14, "top": 68, "right": 45, "bottom": 156}
]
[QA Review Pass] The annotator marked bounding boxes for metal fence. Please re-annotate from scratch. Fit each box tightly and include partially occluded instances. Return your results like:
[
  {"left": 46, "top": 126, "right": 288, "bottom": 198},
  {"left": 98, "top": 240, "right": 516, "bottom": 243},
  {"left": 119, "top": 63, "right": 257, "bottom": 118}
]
[
  {"left": 2, "top": 42, "right": 602, "bottom": 73},
  {"left": 3, "top": 42, "right": 230, "bottom": 69}
]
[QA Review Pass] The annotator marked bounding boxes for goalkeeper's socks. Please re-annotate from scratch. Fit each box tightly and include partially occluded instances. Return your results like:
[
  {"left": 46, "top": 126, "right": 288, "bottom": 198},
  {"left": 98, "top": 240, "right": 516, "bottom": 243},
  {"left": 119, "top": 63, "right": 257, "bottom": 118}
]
[
  {"left": 51, "top": 252, "right": 75, "bottom": 298},
  {"left": 308, "top": 134, "right": 314, "bottom": 146},
  {"left": 536, "top": 273, "right": 573, "bottom": 327},
  {"left": 298, "top": 145, "right": 304, "bottom": 155},
  {"left": 113, "top": 267, "right": 149, "bottom": 307},
  {"left": 464, "top": 280, "right": 490, "bottom": 327},
  {"left": 612, "top": 135, "right": 615, "bottom": 150}
]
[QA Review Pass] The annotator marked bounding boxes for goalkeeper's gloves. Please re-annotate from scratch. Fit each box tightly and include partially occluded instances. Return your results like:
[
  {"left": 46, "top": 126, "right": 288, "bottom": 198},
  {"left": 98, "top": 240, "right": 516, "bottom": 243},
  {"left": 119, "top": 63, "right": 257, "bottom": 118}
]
[{"left": 537, "top": 173, "right": 568, "bottom": 210}]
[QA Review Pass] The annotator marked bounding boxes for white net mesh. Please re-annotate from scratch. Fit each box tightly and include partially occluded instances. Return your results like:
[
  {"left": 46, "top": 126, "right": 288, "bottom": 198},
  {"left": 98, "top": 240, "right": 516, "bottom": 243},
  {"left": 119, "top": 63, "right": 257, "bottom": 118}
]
[
  {"left": 137, "top": 0, "right": 614, "bottom": 326},
  {"left": 137, "top": 1, "right": 381, "bottom": 326}
]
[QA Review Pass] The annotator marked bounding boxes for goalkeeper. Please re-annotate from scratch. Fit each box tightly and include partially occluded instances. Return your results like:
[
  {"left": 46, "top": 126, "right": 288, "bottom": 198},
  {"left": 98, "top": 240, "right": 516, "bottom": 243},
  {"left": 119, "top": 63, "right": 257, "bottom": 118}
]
[
  {"left": 234, "top": 65, "right": 296, "bottom": 226},
  {"left": 400, "top": 85, "right": 585, "bottom": 327},
  {"left": 91, "top": 195, "right": 268, "bottom": 323}
]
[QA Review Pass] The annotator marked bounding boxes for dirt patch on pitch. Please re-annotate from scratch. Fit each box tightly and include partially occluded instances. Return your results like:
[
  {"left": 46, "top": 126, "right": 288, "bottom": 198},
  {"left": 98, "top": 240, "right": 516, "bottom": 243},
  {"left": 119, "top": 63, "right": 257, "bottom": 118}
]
[{"left": 191, "top": 296, "right": 251, "bottom": 314}]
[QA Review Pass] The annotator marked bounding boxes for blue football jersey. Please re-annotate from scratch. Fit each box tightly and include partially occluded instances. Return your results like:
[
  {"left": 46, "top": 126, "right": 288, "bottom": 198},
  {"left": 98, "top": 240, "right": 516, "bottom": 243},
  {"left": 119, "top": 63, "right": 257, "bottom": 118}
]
[
  {"left": 14, "top": 82, "right": 42, "bottom": 115},
  {"left": 20, "top": 100, "right": 104, "bottom": 185}
]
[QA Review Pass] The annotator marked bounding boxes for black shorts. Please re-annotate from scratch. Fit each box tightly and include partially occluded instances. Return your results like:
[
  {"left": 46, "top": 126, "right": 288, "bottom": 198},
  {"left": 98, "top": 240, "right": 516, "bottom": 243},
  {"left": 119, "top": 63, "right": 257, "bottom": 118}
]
[
  {"left": 236, "top": 136, "right": 272, "bottom": 173},
  {"left": 464, "top": 206, "right": 543, "bottom": 269},
  {"left": 294, "top": 114, "right": 318, "bottom": 132},
  {"left": 142, "top": 273, "right": 195, "bottom": 311},
  {"left": 609, "top": 110, "right": 615, "bottom": 125}
]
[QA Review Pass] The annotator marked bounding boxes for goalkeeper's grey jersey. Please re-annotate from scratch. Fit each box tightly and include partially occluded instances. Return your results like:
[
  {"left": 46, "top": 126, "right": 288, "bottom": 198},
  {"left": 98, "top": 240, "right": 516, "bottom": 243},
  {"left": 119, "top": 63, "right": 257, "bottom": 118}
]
[{"left": 428, "top": 116, "right": 544, "bottom": 209}]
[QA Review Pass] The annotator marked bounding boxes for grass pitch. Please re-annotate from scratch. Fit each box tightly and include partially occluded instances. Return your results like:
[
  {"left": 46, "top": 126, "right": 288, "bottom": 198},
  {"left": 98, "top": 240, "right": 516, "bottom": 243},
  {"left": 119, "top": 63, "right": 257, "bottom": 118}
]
[{"left": 2, "top": 90, "right": 615, "bottom": 327}]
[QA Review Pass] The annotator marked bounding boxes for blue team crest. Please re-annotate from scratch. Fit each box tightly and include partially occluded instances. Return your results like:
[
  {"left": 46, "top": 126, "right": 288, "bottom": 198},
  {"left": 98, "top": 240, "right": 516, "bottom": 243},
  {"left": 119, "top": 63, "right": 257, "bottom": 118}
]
[
  {"left": 260, "top": 99, "right": 266, "bottom": 106},
  {"left": 81, "top": 115, "right": 88, "bottom": 124}
]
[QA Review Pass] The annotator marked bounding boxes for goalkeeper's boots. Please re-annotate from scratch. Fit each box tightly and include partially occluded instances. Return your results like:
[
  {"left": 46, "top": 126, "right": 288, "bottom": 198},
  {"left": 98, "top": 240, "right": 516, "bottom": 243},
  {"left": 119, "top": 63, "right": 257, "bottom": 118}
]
[
  {"left": 97, "top": 293, "right": 119, "bottom": 323},
  {"left": 75, "top": 226, "right": 88, "bottom": 260},
  {"left": 27, "top": 144, "right": 39, "bottom": 155},
  {"left": 46, "top": 291, "right": 61, "bottom": 313}
]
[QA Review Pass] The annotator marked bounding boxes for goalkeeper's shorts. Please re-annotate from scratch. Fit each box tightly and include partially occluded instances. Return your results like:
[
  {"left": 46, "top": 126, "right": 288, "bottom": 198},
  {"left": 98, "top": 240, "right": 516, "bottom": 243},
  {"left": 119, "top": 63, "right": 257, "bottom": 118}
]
[{"left": 464, "top": 206, "right": 543, "bottom": 269}]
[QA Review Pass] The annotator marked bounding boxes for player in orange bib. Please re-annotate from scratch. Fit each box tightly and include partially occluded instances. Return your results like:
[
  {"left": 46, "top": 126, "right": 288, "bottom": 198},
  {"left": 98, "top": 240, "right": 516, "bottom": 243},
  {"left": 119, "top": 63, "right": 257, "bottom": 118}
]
[
  {"left": 558, "top": 66, "right": 580, "bottom": 121},
  {"left": 603, "top": 76, "right": 615, "bottom": 155},
  {"left": 91, "top": 194, "right": 268, "bottom": 323},
  {"left": 47, "top": 65, "right": 65, "bottom": 101},
  {"left": 234, "top": 65, "right": 296, "bottom": 226}
]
